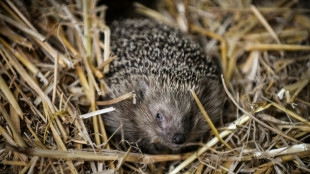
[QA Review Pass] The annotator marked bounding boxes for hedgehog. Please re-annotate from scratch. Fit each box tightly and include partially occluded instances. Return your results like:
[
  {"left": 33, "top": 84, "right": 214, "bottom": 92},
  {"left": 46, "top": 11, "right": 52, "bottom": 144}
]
[{"left": 103, "top": 19, "right": 222, "bottom": 153}]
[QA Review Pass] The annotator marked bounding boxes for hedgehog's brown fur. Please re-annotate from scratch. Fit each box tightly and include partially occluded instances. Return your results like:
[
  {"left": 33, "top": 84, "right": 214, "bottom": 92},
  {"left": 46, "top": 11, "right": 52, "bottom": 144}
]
[{"left": 103, "top": 19, "right": 222, "bottom": 153}]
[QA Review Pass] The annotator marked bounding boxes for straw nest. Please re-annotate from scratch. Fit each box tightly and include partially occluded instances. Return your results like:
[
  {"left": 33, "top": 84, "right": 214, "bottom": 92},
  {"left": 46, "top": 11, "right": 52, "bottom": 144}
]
[{"left": 0, "top": 0, "right": 310, "bottom": 173}]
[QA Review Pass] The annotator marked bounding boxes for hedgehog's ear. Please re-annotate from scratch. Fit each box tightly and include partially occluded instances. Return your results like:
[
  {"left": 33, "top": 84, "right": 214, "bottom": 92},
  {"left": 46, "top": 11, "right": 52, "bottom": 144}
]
[{"left": 136, "top": 78, "right": 150, "bottom": 102}]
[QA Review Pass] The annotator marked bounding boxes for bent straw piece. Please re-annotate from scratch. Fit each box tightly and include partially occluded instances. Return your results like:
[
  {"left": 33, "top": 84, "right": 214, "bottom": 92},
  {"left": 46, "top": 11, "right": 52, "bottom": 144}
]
[{"left": 43, "top": 110, "right": 69, "bottom": 144}]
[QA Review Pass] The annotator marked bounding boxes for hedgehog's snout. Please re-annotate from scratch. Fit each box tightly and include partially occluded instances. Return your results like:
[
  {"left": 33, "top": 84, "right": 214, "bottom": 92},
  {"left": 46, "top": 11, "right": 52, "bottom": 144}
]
[{"left": 172, "top": 133, "right": 185, "bottom": 144}]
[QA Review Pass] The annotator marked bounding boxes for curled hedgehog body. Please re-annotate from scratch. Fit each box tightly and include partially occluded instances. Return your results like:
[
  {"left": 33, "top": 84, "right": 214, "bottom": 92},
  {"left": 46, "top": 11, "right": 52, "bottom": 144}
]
[{"left": 103, "top": 19, "right": 222, "bottom": 153}]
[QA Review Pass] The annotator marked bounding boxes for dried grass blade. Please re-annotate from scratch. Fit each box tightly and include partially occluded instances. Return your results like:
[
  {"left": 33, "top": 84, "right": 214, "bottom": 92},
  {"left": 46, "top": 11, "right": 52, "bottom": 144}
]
[
  {"left": 245, "top": 44, "right": 310, "bottom": 51},
  {"left": 250, "top": 5, "right": 281, "bottom": 44},
  {"left": 117, "top": 146, "right": 132, "bottom": 170},
  {"left": 134, "top": 2, "right": 174, "bottom": 26},
  {"left": 96, "top": 92, "right": 134, "bottom": 105},
  {"left": 4, "top": 0, "right": 36, "bottom": 31},
  {"left": 19, "top": 156, "right": 38, "bottom": 174},
  {"left": 269, "top": 103, "right": 310, "bottom": 127},
  {"left": 5, "top": 144, "right": 191, "bottom": 163},
  {"left": 190, "top": 89, "right": 236, "bottom": 153},
  {"left": 0, "top": 75, "right": 23, "bottom": 118},
  {"left": 190, "top": 25, "right": 227, "bottom": 75},
  {"left": 52, "top": 55, "right": 59, "bottom": 105},
  {"left": 26, "top": 124, "right": 45, "bottom": 149},
  {"left": 295, "top": 15, "right": 310, "bottom": 29},
  {"left": 0, "top": 14, "right": 45, "bottom": 42},
  {"left": 97, "top": 55, "right": 117, "bottom": 70},
  {"left": 254, "top": 150, "right": 310, "bottom": 170},
  {"left": 0, "top": 125, "right": 18, "bottom": 146},
  {"left": 0, "top": 26, "right": 33, "bottom": 49},
  {"left": 100, "top": 24, "right": 111, "bottom": 74},
  {"left": 0, "top": 39, "right": 48, "bottom": 85},
  {"left": 2, "top": 161, "right": 40, "bottom": 167},
  {"left": 90, "top": 64, "right": 104, "bottom": 79},
  {"left": 80, "top": 107, "right": 115, "bottom": 119},
  {"left": 254, "top": 143, "right": 310, "bottom": 158}
]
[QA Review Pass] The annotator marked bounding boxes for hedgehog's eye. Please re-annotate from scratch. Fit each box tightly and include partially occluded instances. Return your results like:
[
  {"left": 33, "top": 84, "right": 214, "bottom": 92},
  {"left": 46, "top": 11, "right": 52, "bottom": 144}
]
[{"left": 156, "top": 113, "right": 163, "bottom": 120}]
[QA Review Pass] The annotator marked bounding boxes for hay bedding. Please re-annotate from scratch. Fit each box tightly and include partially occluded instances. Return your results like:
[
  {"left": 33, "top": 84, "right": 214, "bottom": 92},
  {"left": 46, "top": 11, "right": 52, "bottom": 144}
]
[{"left": 0, "top": 0, "right": 310, "bottom": 173}]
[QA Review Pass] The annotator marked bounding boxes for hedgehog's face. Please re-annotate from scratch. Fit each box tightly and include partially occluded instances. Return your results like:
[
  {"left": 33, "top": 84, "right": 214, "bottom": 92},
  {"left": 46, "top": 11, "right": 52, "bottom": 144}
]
[
  {"left": 133, "top": 77, "right": 221, "bottom": 152},
  {"left": 135, "top": 89, "right": 210, "bottom": 151},
  {"left": 143, "top": 93, "right": 213, "bottom": 151},
  {"left": 148, "top": 102, "right": 187, "bottom": 150}
]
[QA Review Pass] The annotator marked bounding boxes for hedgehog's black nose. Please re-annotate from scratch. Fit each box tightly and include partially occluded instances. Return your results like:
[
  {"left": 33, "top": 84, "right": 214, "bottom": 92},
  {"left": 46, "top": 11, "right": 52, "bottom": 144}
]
[{"left": 173, "top": 133, "right": 185, "bottom": 144}]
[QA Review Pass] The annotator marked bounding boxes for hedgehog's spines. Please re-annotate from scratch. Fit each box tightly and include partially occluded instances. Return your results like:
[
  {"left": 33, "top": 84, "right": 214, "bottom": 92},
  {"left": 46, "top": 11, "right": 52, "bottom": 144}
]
[{"left": 107, "top": 19, "right": 219, "bottom": 95}]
